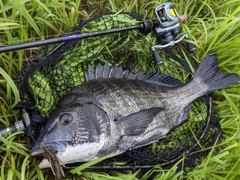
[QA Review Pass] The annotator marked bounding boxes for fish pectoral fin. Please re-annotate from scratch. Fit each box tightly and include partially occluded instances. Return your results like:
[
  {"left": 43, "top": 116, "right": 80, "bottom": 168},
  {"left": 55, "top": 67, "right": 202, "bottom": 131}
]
[{"left": 115, "top": 107, "right": 163, "bottom": 136}]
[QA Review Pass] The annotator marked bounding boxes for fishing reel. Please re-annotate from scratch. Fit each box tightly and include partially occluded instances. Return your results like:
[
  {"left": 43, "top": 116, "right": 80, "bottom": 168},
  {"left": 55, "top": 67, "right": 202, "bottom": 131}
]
[{"left": 152, "top": 2, "right": 196, "bottom": 65}]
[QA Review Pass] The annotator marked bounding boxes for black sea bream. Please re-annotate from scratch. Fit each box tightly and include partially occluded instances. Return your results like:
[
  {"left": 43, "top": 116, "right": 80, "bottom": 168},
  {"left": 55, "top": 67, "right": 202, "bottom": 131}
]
[{"left": 31, "top": 54, "right": 240, "bottom": 168}]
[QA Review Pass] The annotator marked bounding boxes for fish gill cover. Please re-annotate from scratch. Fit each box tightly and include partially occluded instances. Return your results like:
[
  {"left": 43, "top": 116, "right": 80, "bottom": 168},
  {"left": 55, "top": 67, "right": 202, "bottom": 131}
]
[{"left": 18, "top": 12, "right": 222, "bottom": 171}]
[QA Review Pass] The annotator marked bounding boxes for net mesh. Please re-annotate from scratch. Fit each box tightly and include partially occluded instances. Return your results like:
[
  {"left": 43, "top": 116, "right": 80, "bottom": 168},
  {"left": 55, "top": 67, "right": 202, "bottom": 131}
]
[{"left": 18, "top": 12, "right": 222, "bottom": 171}]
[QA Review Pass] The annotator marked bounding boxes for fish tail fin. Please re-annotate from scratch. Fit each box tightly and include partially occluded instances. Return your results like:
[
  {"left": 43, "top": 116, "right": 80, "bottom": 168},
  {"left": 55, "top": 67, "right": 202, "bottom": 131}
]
[{"left": 193, "top": 54, "right": 239, "bottom": 93}]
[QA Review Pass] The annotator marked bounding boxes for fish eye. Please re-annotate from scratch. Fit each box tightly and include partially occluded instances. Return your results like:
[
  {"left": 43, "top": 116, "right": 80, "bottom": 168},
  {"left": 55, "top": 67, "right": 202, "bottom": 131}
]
[{"left": 59, "top": 114, "right": 73, "bottom": 125}]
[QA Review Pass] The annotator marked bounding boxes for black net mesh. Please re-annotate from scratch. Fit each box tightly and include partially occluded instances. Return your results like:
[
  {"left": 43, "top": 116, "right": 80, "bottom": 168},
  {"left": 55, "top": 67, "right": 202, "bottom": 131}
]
[{"left": 18, "top": 12, "right": 222, "bottom": 171}]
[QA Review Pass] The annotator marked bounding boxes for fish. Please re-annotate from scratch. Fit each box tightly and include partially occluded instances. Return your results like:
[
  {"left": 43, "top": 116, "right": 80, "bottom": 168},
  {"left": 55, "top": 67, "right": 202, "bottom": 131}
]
[{"left": 31, "top": 54, "right": 240, "bottom": 169}]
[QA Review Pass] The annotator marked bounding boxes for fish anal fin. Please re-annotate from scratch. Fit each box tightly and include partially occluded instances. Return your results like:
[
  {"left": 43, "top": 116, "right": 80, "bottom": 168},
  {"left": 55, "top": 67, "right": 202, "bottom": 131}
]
[{"left": 115, "top": 107, "right": 163, "bottom": 136}]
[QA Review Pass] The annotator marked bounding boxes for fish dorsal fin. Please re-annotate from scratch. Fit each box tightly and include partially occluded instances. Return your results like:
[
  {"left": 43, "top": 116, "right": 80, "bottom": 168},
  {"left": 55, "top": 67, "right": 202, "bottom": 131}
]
[
  {"left": 85, "top": 63, "right": 183, "bottom": 87},
  {"left": 115, "top": 107, "right": 163, "bottom": 136},
  {"left": 143, "top": 73, "right": 183, "bottom": 87},
  {"left": 85, "top": 64, "right": 95, "bottom": 81}
]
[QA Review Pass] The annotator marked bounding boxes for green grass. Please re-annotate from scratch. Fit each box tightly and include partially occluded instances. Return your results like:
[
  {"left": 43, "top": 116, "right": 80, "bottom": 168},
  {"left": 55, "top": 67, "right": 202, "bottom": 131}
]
[{"left": 0, "top": 0, "right": 240, "bottom": 179}]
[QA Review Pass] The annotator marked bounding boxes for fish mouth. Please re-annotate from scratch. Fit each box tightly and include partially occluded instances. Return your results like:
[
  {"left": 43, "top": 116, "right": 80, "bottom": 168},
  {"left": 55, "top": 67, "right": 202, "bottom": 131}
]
[{"left": 31, "top": 141, "right": 68, "bottom": 168}]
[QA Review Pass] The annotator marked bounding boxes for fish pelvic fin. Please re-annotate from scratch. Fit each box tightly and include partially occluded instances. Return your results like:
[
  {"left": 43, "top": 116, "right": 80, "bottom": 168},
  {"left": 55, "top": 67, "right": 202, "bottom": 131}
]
[
  {"left": 194, "top": 53, "right": 240, "bottom": 93},
  {"left": 115, "top": 107, "right": 163, "bottom": 136}
]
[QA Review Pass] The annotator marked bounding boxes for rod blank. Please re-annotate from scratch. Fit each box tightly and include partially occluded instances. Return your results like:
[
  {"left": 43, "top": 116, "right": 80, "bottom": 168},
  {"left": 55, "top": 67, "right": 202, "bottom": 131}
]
[{"left": 0, "top": 24, "right": 146, "bottom": 53}]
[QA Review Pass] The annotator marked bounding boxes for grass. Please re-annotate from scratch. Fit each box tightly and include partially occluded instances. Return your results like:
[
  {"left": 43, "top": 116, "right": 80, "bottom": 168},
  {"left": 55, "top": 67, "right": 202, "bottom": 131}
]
[{"left": 0, "top": 0, "right": 240, "bottom": 179}]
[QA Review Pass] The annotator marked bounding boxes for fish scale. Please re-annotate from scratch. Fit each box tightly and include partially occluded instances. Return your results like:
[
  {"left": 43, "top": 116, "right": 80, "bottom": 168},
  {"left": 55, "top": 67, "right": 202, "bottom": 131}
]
[
  {"left": 31, "top": 54, "right": 240, "bottom": 168},
  {"left": 70, "top": 79, "right": 166, "bottom": 114}
]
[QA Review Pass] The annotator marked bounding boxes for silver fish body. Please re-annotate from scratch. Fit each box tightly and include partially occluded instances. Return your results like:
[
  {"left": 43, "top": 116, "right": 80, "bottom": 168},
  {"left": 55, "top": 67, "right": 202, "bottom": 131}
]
[{"left": 31, "top": 54, "right": 240, "bottom": 168}]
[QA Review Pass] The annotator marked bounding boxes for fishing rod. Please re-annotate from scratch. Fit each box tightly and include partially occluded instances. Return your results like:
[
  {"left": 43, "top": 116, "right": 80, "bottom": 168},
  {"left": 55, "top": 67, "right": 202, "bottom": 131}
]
[
  {"left": 0, "top": 16, "right": 186, "bottom": 53},
  {"left": 0, "top": 2, "right": 202, "bottom": 137},
  {"left": 0, "top": 22, "right": 156, "bottom": 53},
  {"left": 0, "top": 5, "right": 198, "bottom": 53}
]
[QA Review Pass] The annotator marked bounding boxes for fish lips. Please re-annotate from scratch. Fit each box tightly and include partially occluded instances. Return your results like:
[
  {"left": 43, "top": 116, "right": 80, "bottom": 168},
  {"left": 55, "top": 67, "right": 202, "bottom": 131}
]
[{"left": 31, "top": 141, "right": 68, "bottom": 168}]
